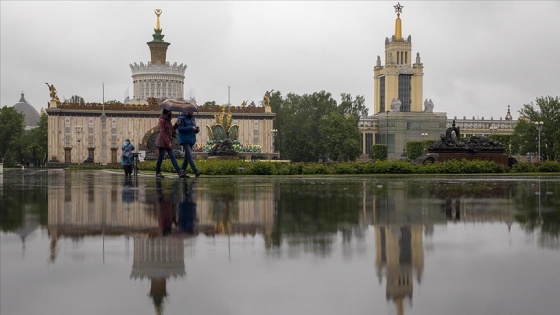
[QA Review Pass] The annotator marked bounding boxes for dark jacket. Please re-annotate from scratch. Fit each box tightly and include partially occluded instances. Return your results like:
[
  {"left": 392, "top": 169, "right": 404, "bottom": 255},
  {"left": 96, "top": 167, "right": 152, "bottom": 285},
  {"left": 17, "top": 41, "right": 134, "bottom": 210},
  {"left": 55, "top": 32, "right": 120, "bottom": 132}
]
[
  {"left": 177, "top": 114, "right": 198, "bottom": 145},
  {"left": 156, "top": 114, "right": 174, "bottom": 149}
]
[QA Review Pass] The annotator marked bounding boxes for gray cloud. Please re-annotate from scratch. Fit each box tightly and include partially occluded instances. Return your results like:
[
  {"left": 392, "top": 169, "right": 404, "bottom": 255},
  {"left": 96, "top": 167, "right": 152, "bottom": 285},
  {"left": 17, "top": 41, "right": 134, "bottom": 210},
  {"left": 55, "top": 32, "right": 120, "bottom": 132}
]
[{"left": 2, "top": 1, "right": 559, "bottom": 120}]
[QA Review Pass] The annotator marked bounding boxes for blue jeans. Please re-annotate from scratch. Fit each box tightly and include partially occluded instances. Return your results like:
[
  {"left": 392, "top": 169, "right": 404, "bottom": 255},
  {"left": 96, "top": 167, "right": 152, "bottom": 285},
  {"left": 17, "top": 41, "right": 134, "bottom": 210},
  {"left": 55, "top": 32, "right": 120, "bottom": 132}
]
[
  {"left": 181, "top": 143, "right": 199, "bottom": 174},
  {"left": 156, "top": 147, "right": 181, "bottom": 173}
]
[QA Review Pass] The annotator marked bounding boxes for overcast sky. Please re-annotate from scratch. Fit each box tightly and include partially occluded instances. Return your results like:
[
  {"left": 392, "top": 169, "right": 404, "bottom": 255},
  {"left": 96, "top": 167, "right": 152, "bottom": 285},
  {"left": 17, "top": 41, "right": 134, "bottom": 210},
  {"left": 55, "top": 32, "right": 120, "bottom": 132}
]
[{"left": 2, "top": 1, "right": 559, "bottom": 120}]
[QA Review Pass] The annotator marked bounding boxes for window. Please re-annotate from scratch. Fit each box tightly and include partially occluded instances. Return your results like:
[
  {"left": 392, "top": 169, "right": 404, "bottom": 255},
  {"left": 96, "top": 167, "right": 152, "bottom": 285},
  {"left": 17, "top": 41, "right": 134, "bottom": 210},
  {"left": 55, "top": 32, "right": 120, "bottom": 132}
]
[{"left": 398, "top": 74, "right": 412, "bottom": 112}]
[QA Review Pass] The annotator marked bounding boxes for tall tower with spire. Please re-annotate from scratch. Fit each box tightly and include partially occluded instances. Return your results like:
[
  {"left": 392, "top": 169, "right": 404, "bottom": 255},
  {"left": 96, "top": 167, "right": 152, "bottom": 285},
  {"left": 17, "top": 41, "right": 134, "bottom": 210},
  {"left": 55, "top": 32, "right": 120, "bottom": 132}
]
[
  {"left": 374, "top": 3, "right": 424, "bottom": 114},
  {"left": 129, "top": 9, "right": 187, "bottom": 101}
]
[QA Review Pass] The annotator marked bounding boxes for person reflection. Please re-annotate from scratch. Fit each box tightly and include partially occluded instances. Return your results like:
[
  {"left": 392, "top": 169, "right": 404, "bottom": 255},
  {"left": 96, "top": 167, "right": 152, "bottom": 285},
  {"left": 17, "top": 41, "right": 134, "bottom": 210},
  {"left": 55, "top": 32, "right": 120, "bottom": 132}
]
[
  {"left": 155, "top": 179, "right": 178, "bottom": 236},
  {"left": 177, "top": 179, "right": 197, "bottom": 235},
  {"left": 444, "top": 197, "right": 461, "bottom": 222},
  {"left": 122, "top": 176, "right": 135, "bottom": 204}
]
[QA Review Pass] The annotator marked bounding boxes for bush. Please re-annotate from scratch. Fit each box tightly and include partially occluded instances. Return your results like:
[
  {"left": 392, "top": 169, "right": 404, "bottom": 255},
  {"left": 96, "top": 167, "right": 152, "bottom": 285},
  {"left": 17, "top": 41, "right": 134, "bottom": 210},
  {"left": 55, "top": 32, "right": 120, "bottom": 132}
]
[
  {"left": 406, "top": 142, "right": 424, "bottom": 160},
  {"left": 511, "top": 162, "right": 536, "bottom": 173},
  {"left": 418, "top": 159, "right": 505, "bottom": 174},
  {"left": 247, "top": 161, "right": 274, "bottom": 175},
  {"left": 331, "top": 162, "right": 362, "bottom": 174},
  {"left": 537, "top": 161, "right": 560, "bottom": 172},
  {"left": 369, "top": 145, "right": 388, "bottom": 161},
  {"left": 302, "top": 163, "right": 328, "bottom": 174}
]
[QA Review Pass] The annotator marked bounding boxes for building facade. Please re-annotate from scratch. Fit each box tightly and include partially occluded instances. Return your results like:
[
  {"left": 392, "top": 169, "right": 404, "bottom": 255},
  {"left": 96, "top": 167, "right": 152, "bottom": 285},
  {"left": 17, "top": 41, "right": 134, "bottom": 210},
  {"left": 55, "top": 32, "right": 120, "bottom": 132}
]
[
  {"left": 359, "top": 3, "right": 516, "bottom": 160},
  {"left": 129, "top": 9, "right": 186, "bottom": 101},
  {"left": 45, "top": 9, "right": 275, "bottom": 165},
  {"left": 373, "top": 2, "right": 423, "bottom": 114}
]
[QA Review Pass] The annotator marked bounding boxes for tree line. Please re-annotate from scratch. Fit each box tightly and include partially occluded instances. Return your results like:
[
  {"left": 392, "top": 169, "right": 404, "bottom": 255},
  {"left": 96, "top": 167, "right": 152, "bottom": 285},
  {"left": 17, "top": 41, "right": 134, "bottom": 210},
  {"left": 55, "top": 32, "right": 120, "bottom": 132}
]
[
  {"left": 0, "top": 107, "right": 48, "bottom": 167},
  {"left": 1, "top": 94, "right": 557, "bottom": 167},
  {"left": 269, "top": 90, "right": 368, "bottom": 162}
]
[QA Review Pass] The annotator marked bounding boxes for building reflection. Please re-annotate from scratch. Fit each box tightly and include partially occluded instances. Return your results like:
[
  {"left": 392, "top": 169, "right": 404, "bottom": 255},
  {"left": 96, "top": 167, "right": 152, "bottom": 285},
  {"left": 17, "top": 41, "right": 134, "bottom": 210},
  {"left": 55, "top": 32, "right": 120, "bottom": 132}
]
[
  {"left": 364, "top": 180, "right": 517, "bottom": 315},
  {"left": 130, "top": 236, "right": 185, "bottom": 315},
  {"left": 46, "top": 173, "right": 276, "bottom": 262},
  {"left": 43, "top": 173, "right": 556, "bottom": 315}
]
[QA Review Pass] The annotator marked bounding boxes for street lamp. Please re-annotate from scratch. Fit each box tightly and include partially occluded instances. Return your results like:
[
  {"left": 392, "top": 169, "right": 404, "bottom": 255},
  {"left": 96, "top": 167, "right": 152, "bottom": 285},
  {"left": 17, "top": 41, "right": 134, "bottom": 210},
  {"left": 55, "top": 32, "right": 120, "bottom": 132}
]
[
  {"left": 101, "top": 82, "right": 107, "bottom": 165},
  {"left": 386, "top": 110, "right": 390, "bottom": 146},
  {"left": 534, "top": 121, "right": 543, "bottom": 162},
  {"left": 75, "top": 125, "right": 83, "bottom": 164},
  {"left": 102, "top": 82, "right": 105, "bottom": 115},
  {"left": 271, "top": 129, "right": 278, "bottom": 153}
]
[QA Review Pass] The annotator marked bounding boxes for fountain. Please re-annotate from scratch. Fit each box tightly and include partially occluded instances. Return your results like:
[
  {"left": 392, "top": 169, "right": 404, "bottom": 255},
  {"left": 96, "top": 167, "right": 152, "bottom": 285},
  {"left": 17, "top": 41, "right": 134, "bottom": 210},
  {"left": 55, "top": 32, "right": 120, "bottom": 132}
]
[
  {"left": 206, "top": 105, "right": 240, "bottom": 159},
  {"left": 416, "top": 120, "right": 516, "bottom": 167}
]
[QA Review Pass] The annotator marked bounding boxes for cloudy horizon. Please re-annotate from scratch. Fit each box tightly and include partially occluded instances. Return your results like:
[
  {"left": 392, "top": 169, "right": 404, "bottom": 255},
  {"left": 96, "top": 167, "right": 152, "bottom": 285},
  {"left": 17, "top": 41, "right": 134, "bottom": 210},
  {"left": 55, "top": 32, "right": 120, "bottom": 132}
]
[{"left": 2, "top": 1, "right": 559, "bottom": 120}]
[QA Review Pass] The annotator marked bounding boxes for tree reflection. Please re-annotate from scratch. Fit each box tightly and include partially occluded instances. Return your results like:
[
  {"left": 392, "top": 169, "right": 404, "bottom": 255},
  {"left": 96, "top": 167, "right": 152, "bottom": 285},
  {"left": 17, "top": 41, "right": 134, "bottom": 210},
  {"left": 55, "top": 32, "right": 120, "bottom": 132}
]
[
  {"left": 514, "top": 180, "right": 560, "bottom": 248},
  {"left": 270, "top": 180, "right": 365, "bottom": 256},
  {"left": 0, "top": 170, "right": 48, "bottom": 233}
]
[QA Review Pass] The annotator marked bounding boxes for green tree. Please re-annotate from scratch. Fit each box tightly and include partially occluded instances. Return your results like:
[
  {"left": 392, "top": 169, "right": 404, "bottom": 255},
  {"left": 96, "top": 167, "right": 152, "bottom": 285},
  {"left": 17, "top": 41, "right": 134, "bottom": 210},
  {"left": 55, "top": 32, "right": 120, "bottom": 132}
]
[
  {"left": 369, "top": 144, "right": 388, "bottom": 161},
  {"left": 26, "top": 143, "right": 44, "bottom": 167},
  {"left": 338, "top": 93, "right": 368, "bottom": 120},
  {"left": 514, "top": 96, "right": 560, "bottom": 160},
  {"left": 280, "top": 91, "right": 338, "bottom": 162},
  {"left": 318, "top": 111, "right": 362, "bottom": 161},
  {"left": 270, "top": 90, "right": 367, "bottom": 162},
  {"left": 34, "top": 112, "right": 48, "bottom": 163},
  {"left": 203, "top": 101, "right": 216, "bottom": 106},
  {"left": 0, "top": 106, "right": 25, "bottom": 156},
  {"left": 511, "top": 120, "right": 536, "bottom": 156},
  {"left": 66, "top": 95, "right": 85, "bottom": 104},
  {"left": 488, "top": 134, "right": 512, "bottom": 155},
  {"left": 106, "top": 100, "right": 122, "bottom": 105},
  {"left": 2, "top": 148, "right": 16, "bottom": 167},
  {"left": 406, "top": 141, "right": 424, "bottom": 160}
]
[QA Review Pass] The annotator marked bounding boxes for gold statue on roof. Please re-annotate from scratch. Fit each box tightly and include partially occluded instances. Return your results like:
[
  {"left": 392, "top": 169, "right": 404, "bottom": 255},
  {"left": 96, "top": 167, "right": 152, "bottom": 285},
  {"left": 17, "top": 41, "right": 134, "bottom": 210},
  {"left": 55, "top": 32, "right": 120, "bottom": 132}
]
[
  {"left": 45, "top": 82, "right": 60, "bottom": 106},
  {"left": 155, "top": 8, "right": 162, "bottom": 30}
]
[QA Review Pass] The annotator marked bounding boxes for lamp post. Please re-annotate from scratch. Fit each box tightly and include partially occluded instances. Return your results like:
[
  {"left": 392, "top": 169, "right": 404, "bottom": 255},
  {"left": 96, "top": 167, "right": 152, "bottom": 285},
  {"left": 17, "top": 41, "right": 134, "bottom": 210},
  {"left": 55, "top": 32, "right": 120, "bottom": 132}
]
[
  {"left": 75, "top": 125, "right": 83, "bottom": 164},
  {"left": 271, "top": 129, "right": 278, "bottom": 153},
  {"left": 102, "top": 82, "right": 105, "bottom": 114},
  {"left": 534, "top": 121, "right": 543, "bottom": 162},
  {"left": 386, "top": 110, "right": 390, "bottom": 146},
  {"left": 101, "top": 82, "right": 107, "bottom": 165}
]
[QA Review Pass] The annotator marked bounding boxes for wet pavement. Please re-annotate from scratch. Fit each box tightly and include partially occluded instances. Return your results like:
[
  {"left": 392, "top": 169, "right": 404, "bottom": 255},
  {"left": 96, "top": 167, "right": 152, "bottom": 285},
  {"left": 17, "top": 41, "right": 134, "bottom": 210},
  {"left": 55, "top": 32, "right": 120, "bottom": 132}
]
[{"left": 1, "top": 169, "right": 560, "bottom": 315}]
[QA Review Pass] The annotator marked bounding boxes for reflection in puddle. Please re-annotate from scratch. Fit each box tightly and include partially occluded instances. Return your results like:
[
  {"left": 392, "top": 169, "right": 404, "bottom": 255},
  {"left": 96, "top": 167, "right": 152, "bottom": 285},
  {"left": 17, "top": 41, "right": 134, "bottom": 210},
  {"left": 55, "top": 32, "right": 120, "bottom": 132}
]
[{"left": 1, "top": 170, "right": 559, "bottom": 315}]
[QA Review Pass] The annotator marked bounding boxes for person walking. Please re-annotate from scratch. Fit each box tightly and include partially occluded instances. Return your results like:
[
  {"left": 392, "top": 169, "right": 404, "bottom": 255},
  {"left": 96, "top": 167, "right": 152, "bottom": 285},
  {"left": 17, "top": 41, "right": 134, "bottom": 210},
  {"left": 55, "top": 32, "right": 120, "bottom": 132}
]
[
  {"left": 121, "top": 138, "right": 135, "bottom": 177},
  {"left": 176, "top": 112, "right": 201, "bottom": 177},
  {"left": 155, "top": 109, "right": 188, "bottom": 178}
]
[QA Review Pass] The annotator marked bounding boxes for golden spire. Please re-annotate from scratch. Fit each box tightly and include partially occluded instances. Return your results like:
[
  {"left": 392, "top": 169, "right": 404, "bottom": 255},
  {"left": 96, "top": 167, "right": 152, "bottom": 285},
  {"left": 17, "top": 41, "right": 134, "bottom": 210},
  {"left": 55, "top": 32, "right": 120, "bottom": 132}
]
[
  {"left": 155, "top": 8, "right": 162, "bottom": 30},
  {"left": 394, "top": 2, "right": 403, "bottom": 41}
]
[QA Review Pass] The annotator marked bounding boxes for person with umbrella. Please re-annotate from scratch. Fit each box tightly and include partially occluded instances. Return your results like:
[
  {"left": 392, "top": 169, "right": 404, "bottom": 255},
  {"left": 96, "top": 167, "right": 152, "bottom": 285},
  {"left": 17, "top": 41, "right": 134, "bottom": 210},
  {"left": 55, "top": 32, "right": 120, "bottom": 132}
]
[
  {"left": 175, "top": 111, "right": 201, "bottom": 178},
  {"left": 155, "top": 108, "right": 188, "bottom": 178}
]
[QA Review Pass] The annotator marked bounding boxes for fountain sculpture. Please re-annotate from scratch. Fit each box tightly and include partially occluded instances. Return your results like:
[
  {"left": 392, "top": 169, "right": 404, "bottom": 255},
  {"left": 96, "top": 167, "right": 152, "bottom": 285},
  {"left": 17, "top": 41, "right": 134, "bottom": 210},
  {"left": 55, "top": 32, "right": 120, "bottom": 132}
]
[{"left": 416, "top": 120, "right": 516, "bottom": 167}]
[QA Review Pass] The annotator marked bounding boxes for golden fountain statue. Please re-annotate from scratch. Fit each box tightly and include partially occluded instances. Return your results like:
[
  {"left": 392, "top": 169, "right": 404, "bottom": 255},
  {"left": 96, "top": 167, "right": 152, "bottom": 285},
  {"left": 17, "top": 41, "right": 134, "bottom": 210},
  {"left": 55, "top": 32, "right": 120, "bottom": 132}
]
[{"left": 206, "top": 105, "right": 239, "bottom": 141}]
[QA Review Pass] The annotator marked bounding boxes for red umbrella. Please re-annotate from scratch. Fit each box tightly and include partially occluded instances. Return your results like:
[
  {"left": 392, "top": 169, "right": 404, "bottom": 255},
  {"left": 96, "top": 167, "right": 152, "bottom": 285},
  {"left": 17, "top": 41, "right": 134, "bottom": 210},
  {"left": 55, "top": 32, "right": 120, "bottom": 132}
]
[{"left": 159, "top": 98, "right": 198, "bottom": 113}]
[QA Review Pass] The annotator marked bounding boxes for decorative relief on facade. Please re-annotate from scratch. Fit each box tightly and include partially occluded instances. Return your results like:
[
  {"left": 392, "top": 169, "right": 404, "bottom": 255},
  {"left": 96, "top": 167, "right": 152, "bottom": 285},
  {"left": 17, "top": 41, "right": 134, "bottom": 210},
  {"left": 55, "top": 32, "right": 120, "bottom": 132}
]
[
  {"left": 397, "top": 64, "right": 413, "bottom": 74},
  {"left": 65, "top": 117, "right": 71, "bottom": 148},
  {"left": 111, "top": 118, "right": 117, "bottom": 148},
  {"left": 130, "top": 61, "right": 187, "bottom": 75},
  {"left": 88, "top": 118, "right": 94, "bottom": 148}
]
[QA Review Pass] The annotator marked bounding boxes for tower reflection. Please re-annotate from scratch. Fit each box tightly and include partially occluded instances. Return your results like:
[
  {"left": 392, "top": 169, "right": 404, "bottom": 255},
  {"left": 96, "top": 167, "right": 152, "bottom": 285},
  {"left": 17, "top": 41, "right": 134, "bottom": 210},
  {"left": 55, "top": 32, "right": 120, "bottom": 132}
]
[{"left": 130, "top": 236, "right": 185, "bottom": 315}]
